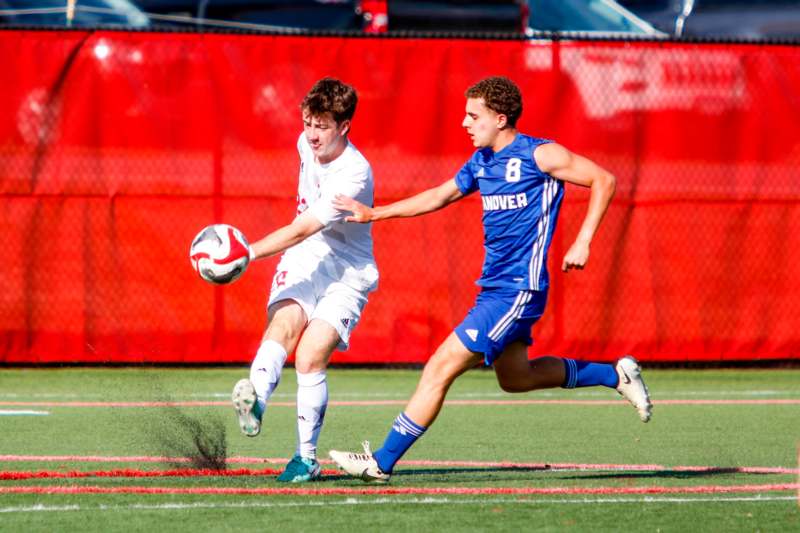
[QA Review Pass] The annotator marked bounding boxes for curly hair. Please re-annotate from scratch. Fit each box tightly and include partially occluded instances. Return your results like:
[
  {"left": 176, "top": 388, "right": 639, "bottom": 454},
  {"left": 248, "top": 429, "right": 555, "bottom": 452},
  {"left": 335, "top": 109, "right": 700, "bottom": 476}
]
[
  {"left": 465, "top": 77, "right": 523, "bottom": 127},
  {"left": 301, "top": 77, "right": 358, "bottom": 124}
]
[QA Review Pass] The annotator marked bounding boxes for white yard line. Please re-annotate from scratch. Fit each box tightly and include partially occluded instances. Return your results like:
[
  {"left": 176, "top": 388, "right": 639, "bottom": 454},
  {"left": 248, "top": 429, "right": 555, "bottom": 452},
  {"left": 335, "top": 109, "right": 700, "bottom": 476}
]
[
  {"left": 0, "top": 495, "right": 795, "bottom": 514},
  {"left": 1, "top": 389, "right": 799, "bottom": 401}
]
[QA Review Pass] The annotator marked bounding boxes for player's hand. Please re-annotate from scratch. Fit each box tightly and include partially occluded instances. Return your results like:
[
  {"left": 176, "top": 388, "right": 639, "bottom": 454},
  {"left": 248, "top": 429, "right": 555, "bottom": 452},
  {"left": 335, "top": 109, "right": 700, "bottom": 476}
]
[
  {"left": 562, "top": 241, "right": 590, "bottom": 272},
  {"left": 333, "top": 194, "right": 374, "bottom": 223}
]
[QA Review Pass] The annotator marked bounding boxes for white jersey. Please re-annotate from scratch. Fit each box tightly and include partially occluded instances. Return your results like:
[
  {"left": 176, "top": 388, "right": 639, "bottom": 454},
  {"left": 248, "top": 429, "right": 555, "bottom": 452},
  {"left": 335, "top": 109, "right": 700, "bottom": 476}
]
[{"left": 281, "top": 133, "right": 378, "bottom": 293}]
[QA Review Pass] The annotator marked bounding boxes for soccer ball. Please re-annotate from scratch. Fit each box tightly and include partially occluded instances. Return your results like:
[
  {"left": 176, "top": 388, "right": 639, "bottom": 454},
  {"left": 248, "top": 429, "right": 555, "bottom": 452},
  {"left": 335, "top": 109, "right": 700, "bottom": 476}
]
[{"left": 189, "top": 224, "right": 251, "bottom": 284}]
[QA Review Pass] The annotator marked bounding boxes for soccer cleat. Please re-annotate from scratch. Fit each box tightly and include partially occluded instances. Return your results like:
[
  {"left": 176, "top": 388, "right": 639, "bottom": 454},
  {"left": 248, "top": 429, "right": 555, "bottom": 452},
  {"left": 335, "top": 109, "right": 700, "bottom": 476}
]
[
  {"left": 328, "top": 441, "right": 391, "bottom": 484},
  {"left": 276, "top": 455, "right": 321, "bottom": 483},
  {"left": 615, "top": 356, "right": 652, "bottom": 423},
  {"left": 231, "top": 378, "right": 262, "bottom": 437}
]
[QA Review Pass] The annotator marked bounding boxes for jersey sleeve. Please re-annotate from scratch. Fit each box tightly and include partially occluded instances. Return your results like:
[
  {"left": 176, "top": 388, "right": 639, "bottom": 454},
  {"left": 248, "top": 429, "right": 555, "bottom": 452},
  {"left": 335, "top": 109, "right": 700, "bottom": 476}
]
[
  {"left": 454, "top": 160, "right": 478, "bottom": 195},
  {"left": 308, "top": 164, "right": 372, "bottom": 226}
]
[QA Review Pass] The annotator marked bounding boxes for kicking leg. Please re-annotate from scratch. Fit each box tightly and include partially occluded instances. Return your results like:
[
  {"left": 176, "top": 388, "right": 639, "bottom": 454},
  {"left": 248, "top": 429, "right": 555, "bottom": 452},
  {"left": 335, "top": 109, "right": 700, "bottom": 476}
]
[{"left": 232, "top": 300, "right": 305, "bottom": 437}]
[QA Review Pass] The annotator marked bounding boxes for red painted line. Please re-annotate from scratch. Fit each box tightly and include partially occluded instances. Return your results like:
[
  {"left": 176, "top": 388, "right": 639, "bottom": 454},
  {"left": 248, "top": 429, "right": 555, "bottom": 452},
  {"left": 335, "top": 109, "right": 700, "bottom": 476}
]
[
  {"left": 0, "top": 401, "right": 229, "bottom": 408},
  {"left": 0, "top": 455, "right": 196, "bottom": 463},
  {"left": 0, "top": 399, "right": 799, "bottom": 408},
  {"left": 2, "top": 456, "right": 797, "bottom": 475},
  {"left": 656, "top": 399, "right": 800, "bottom": 405},
  {"left": 0, "top": 455, "right": 273, "bottom": 464},
  {"left": 0, "top": 484, "right": 797, "bottom": 496},
  {"left": 0, "top": 468, "right": 341, "bottom": 480}
]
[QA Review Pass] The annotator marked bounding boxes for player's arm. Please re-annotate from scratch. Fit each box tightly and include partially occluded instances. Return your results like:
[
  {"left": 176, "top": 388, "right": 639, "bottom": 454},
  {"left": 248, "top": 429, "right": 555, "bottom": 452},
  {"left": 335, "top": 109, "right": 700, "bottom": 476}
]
[
  {"left": 332, "top": 179, "right": 464, "bottom": 223},
  {"left": 534, "top": 142, "right": 616, "bottom": 272},
  {"left": 249, "top": 210, "right": 324, "bottom": 260}
]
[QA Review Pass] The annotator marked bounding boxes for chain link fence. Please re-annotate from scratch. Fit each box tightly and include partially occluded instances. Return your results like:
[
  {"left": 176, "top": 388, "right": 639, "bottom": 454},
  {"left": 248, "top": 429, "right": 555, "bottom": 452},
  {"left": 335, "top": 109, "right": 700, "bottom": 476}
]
[{"left": 1, "top": 30, "right": 798, "bottom": 363}]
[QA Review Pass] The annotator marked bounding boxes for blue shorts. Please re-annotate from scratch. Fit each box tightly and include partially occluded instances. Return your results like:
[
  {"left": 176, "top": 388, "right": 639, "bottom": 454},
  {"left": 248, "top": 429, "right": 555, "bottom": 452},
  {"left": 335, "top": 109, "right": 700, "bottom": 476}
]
[{"left": 454, "top": 286, "right": 547, "bottom": 366}]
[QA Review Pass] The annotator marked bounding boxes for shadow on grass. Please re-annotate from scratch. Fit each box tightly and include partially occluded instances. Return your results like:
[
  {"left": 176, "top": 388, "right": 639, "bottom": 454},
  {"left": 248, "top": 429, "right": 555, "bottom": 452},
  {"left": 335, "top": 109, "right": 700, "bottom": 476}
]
[
  {"left": 317, "top": 466, "right": 766, "bottom": 483},
  {"left": 315, "top": 465, "right": 554, "bottom": 484},
  {"left": 555, "top": 468, "right": 767, "bottom": 481}
]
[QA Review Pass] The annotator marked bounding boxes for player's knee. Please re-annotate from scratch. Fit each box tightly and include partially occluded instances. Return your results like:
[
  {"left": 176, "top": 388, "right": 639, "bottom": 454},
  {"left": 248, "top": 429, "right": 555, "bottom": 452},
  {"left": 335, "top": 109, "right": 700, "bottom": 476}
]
[
  {"left": 294, "top": 358, "right": 326, "bottom": 374},
  {"left": 497, "top": 377, "right": 527, "bottom": 393}
]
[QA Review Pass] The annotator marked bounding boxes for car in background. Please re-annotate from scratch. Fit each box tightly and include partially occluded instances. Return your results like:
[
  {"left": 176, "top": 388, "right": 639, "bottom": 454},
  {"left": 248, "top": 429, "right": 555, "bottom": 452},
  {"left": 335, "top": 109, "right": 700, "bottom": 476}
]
[
  {"left": 386, "top": 0, "right": 525, "bottom": 33},
  {"left": 0, "top": 0, "right": 150, "bottom": 27},
  {"left": 136, "top": 0, "right": 364, "bottom": 31},
  {"left": 619, "top": 0, "right": 800, "bottom": 39},
  {"left": 527, "top": 0, "right": 663, "bottom": 37},
  {"left": 386, "top": 0, "right": 663, "bottom": 36},
  {"left": 0, "top": 0, "right": 364, "bottom": 30},
  {"left": 1, "top": 0, "right": 663, "bottom": 36}
]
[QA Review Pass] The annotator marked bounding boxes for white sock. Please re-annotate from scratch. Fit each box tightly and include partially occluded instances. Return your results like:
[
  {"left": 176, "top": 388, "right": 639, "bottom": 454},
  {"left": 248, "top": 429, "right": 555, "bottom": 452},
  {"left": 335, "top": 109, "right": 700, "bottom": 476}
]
[
  {"left": 249, "top": 340, "right": 287, "bottom": 415},
  {"left": 295, "top": 370, "right": 328, "bottom": 460}
]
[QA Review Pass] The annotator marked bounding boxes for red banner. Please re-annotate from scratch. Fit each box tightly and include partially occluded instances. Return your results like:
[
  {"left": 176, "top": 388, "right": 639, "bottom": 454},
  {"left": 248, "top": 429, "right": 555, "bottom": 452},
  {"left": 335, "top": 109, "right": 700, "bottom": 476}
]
[{"left": 1, "top": 31, "right": 798, "bottom": 363}]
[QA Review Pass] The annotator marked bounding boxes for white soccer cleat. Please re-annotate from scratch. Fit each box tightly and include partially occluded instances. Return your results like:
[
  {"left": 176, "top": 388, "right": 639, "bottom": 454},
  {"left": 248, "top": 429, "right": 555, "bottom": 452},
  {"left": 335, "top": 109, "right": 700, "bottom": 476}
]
[
  {"left": 231, "top": 378, "right": 262, "bottom": 437},
  {"left": 615, "top": 356, "right": 652, "bottom": 423},
  {"left": 329, "top": 441, "right": 391, "bottom": 484}
]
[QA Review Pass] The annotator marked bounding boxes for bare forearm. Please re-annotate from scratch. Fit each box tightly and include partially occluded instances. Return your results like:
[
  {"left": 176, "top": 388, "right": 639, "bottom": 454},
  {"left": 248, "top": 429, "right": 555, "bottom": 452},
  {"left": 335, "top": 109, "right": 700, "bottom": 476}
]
[
  {"left": 335, "top": 180, "right": 463, "bottom": 224},
  {"left": 373, "top": 192, "right": 440, "bottom": 220},
  {"left": 371, "top": 181, "right": 462, "bottom": 221},
  {"left": 250, "top": 226, "right": 304, "bottom": 259},
  {"left": 250, "top": 214, "right": 323, "bottom": 259},
  {"left": 575, "top": 171, "right": 615, "bottom": 245}
]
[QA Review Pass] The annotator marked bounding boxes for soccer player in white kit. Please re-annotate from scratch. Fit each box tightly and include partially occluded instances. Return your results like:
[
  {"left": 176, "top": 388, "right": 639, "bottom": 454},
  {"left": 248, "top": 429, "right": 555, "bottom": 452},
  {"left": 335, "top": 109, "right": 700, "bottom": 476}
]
[{"left": 230, "top": 78, "right": 378, "bottom": 482}]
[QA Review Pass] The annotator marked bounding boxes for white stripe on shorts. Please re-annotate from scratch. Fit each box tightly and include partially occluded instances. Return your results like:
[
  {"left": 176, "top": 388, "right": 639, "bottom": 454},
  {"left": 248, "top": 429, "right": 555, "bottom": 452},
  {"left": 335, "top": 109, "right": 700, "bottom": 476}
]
[{"left": 488, "top": 291, "right": 532, "bottom": 341}]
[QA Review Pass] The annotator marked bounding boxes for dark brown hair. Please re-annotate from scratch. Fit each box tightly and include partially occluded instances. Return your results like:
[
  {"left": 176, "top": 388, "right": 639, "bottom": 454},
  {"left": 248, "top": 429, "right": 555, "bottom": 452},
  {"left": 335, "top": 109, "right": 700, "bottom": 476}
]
[
  {"left": 301, "top": 77, "right": 358, "bottom": 124},
  {"left": 465, "top": 76, "right": 523, "bottom": 127}
]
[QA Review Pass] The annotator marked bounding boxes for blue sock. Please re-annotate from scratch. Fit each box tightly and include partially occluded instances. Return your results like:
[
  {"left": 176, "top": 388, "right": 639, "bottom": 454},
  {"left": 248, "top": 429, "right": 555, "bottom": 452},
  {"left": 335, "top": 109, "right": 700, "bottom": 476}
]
[
  {"left": 562, "top": 358, "right": 619, "bottom": 389},
  {"left": 373, "top": 412, "right": 426, "bottom": 473}
]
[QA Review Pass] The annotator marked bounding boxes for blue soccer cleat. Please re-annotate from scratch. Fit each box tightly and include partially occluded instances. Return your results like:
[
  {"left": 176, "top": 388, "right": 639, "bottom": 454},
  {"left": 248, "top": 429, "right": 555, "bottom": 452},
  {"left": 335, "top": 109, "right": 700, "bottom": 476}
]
[{"left": 277, "top": 455, "right": 321, "bottom": 483}]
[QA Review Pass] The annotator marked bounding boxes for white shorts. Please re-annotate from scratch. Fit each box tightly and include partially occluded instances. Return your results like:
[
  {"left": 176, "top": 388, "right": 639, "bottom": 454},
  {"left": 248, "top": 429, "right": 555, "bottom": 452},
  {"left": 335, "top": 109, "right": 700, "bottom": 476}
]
[{"left": 267, "top": 258, "right": 370, "bottom": 351}]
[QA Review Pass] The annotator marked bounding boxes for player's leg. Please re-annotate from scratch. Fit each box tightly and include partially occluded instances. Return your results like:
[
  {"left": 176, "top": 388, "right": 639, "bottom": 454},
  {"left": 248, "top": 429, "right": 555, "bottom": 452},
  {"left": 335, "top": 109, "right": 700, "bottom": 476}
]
[
  {"left": 493, "top": 342, "right": 566, "bottom": 392},
  {"left": 493, "top": 345, "right": 652, "bottom": 422},
  {"left": 486, "top": 286, "right": 650, "bottom": 420},
  {"left": 493, "top": 344, "right": 618, "bottom": 392},
  {"left": 403, "top": 332, "right": 483, "bottom": 427},
  {"left": 276, "top": 318, "right": 340, "bottom": 483},
  {"left": 232, "top": 299, "right": 307, "bottom": 437},
  {"left": 233, "top": 260, "right": 316, "bottom": 437},
  {"left": 255, "top": 300, "right": 308, "bottom": 411},
  {"left": 329, "top": 333, "right": 481, "bottom": 482},
  {"left": 278, "top": 283, "right": 369, "bottom": 482},
  {"left": 558, "top": 354, "right": 651, "bottom": 422}
]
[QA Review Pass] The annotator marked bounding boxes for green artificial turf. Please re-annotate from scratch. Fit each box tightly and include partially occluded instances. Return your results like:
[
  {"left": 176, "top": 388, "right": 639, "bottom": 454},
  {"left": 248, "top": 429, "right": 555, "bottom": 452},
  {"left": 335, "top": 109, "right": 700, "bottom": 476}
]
[{"left": 0, "top": 367, "right": 798, "bottom": 532}]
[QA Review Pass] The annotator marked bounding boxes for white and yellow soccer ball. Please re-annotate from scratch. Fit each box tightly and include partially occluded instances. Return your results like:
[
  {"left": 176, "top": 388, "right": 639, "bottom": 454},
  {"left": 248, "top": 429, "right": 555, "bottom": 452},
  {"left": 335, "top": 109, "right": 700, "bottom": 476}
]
[{"left": 189, "top": 224, "right": 251, "bottom": 284}]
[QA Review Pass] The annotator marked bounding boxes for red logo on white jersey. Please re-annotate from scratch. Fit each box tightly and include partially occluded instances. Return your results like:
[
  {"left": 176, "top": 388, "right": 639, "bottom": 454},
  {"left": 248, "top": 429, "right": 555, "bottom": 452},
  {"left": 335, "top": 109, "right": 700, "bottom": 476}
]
[
  {"left": 297, "top": 196, "right": 308, "bottom": 215},
  {"left": 274, "top": 270, "right": 288, "bottom": 288}
]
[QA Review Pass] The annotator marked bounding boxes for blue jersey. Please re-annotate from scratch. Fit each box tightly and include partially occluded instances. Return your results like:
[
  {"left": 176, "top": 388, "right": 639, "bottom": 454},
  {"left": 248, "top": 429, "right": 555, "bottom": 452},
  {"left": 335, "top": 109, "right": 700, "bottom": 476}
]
[{"left": 454, "top": 134, "right": 564, "bottom": 291}]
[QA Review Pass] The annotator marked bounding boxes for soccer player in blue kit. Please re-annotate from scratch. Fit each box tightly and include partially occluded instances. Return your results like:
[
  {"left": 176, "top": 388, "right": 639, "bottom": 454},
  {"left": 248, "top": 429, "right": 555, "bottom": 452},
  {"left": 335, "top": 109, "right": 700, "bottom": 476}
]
[{"left": 329, "top": 76, "right": 651, "bottom": 483}]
